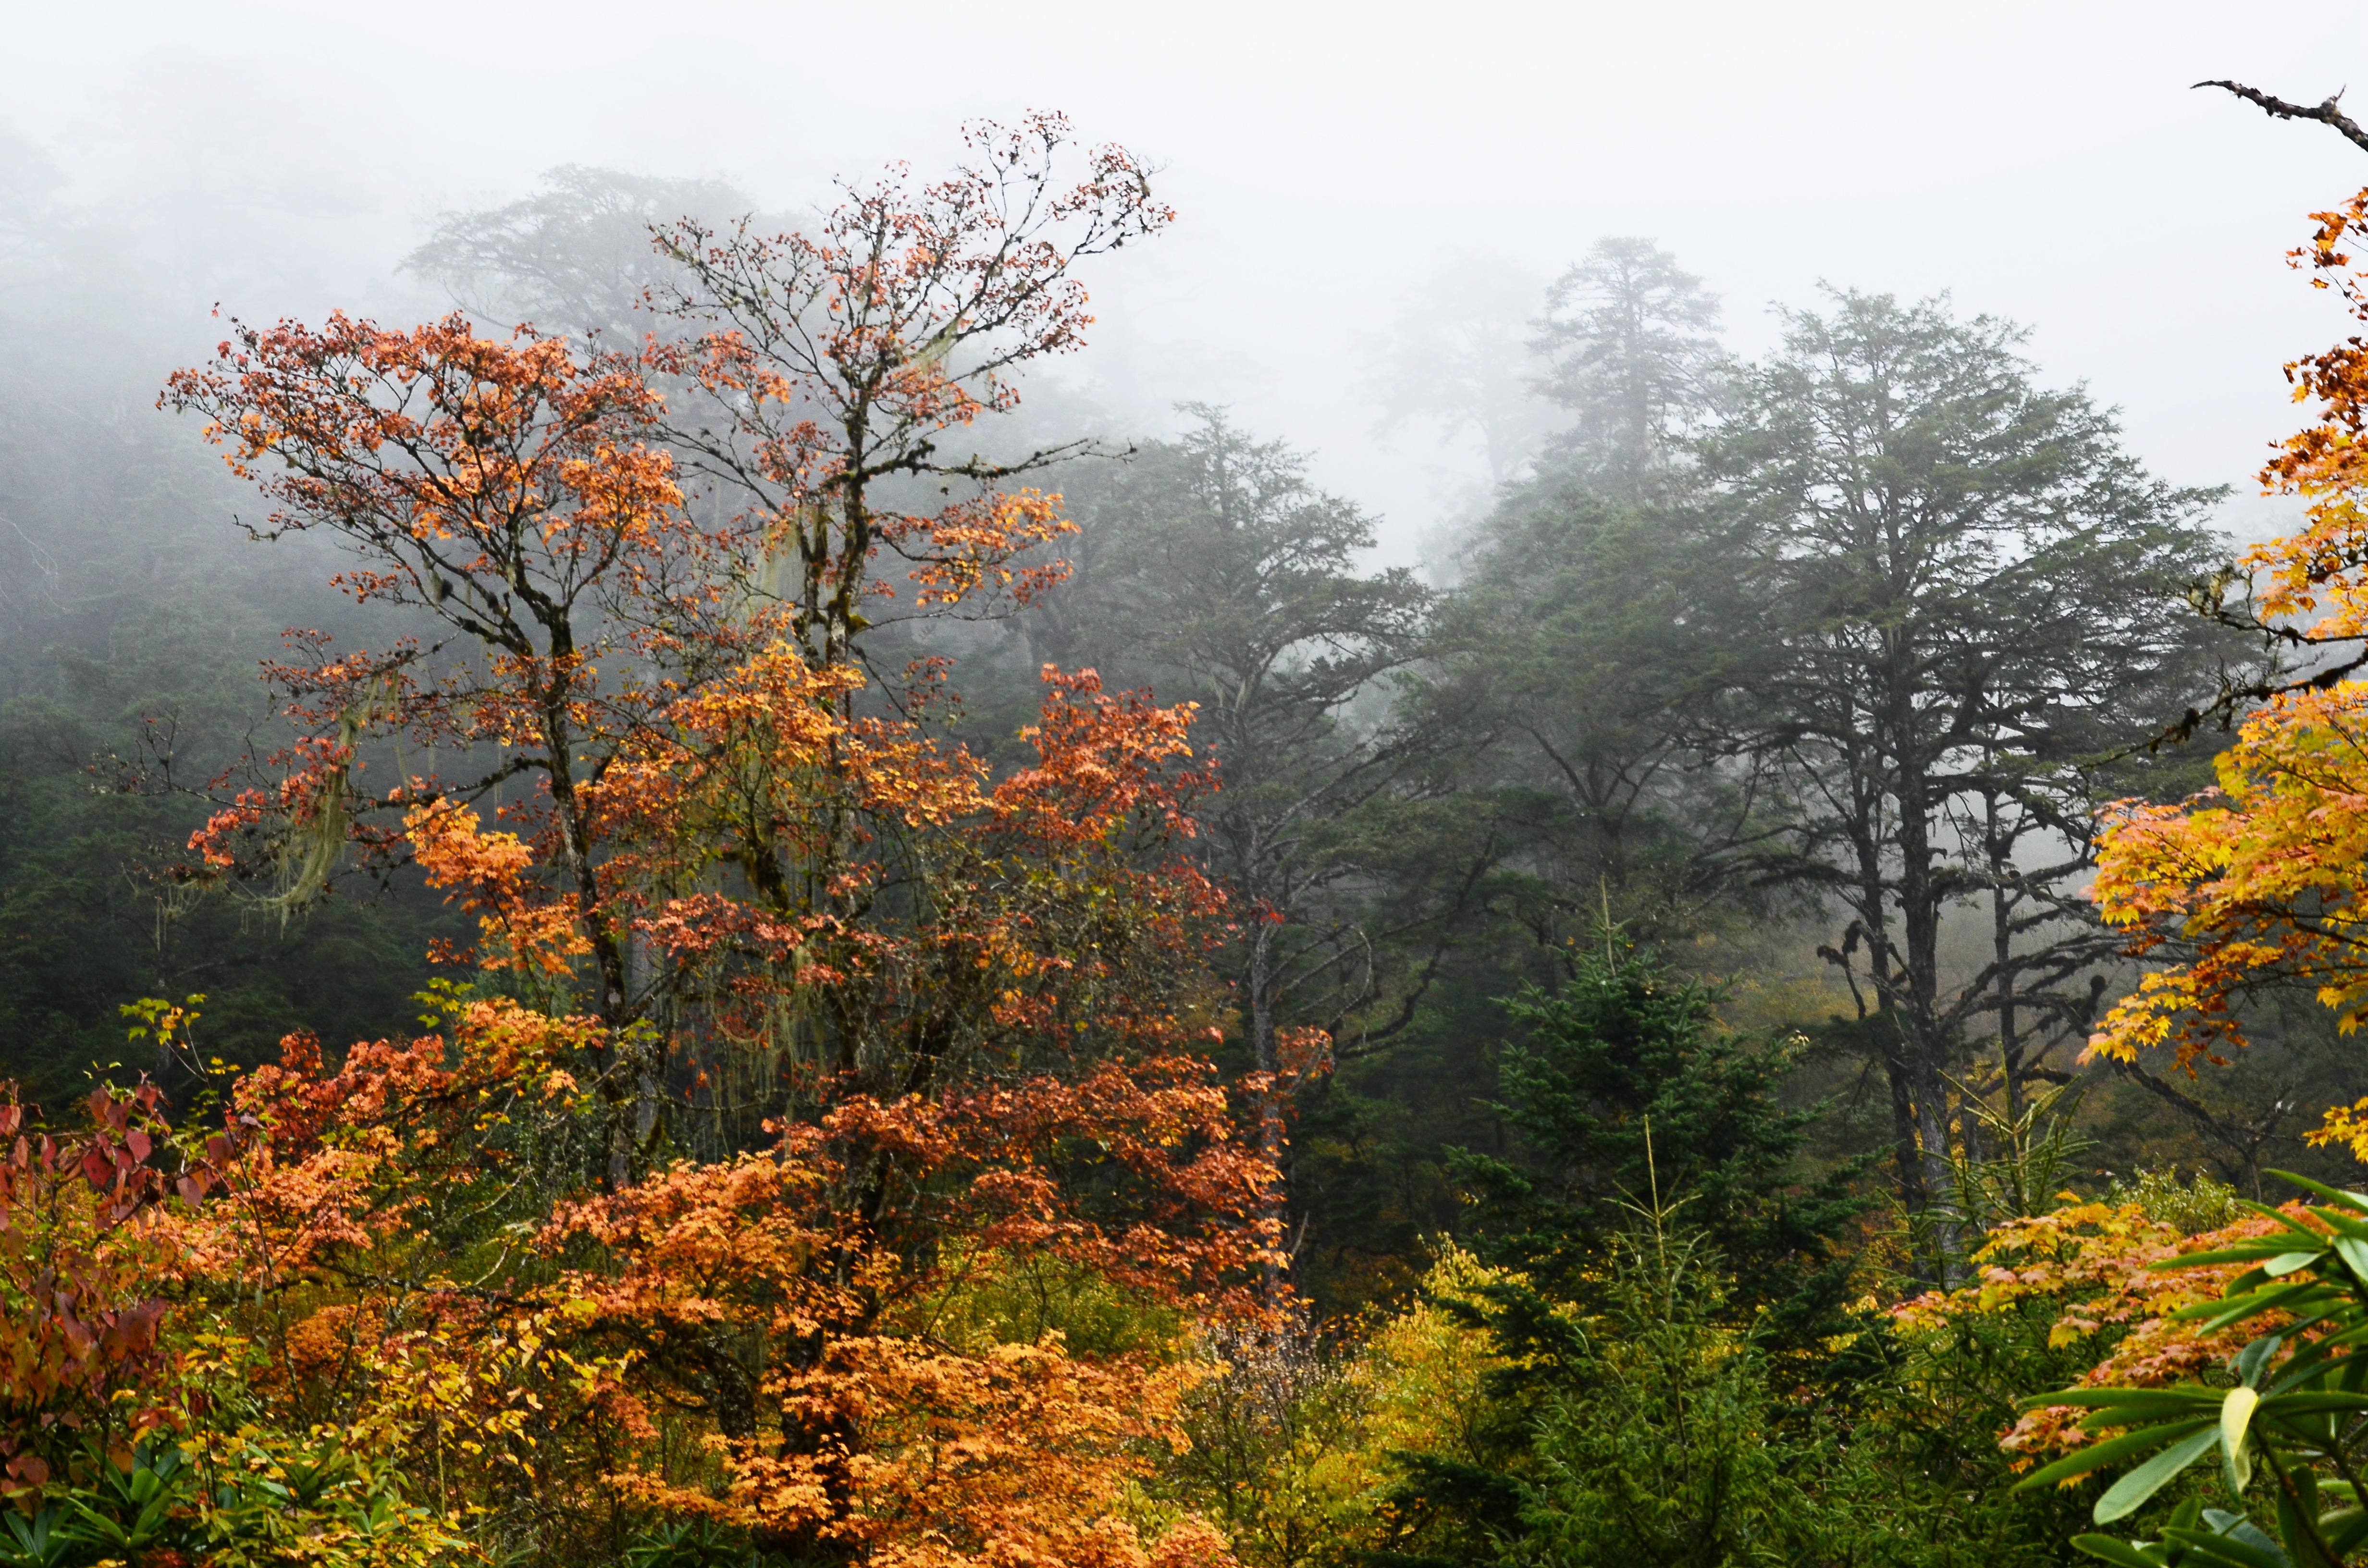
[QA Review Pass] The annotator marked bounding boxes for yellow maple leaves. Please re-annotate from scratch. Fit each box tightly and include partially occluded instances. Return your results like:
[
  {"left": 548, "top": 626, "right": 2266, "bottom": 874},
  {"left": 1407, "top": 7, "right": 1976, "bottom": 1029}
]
[{"left": 2088, "top": 185, "right": 2368, "bottom": 1136}]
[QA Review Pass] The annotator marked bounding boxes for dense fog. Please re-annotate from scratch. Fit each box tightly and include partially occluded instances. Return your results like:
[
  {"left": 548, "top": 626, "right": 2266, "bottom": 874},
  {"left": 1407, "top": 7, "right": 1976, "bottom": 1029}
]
[{"left": 7, "top": 3, "right": 2367, "bottom": 546}]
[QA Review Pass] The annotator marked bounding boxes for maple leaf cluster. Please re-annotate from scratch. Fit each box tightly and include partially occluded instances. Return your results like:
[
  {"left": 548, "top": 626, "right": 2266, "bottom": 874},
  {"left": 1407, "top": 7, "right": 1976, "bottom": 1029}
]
[
  {"left": 0, "top": 116, "right": 1274, "bottom": 1567},
  {"left": 2088, "top": 185, "right": 2368, "bottom": 1133}
]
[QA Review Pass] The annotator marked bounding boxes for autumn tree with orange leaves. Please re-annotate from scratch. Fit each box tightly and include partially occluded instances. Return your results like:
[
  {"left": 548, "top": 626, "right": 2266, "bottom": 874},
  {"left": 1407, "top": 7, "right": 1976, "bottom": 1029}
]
[
  {"left": 2088, "top": 169, "right": 2368, "bottom": 1154},
  {"left": 160, "top": 112, "right": 1190, "bottom": 1185},
  {"left": 1961, "top": 92, "right": 2368, "bottom": 1568},
  {"left": 646, "top": 112, "right": 1171, "bottom": 675},
  {"left": 0, "top": 114, "right": 1286, "bottom": 1568}
]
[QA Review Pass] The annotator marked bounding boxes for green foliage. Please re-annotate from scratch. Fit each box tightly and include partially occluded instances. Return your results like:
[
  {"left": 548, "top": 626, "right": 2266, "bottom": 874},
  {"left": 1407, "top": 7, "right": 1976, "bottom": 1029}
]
[
  {"left": 1695, "top": 288, "right": 2237, "bottom": 1226},
  {"left": 1166, "top": 1320, "right": 1374, "bottom": 1568},
  {"left": 53, "top": 1442, "right": 193, "bottom": 1562},
  {"left": 0, "top": 1509, "right": 73, "bottom": 1568},
  {"left": 1451, "top": 936, "right": 1868, "bottom": 1339},
  {"left": 0, "top": 312, "right": 462, "bottom": 1102},
  {"left": 186, "top": 1427, "right": 458, "bottom": 1568},
  {"left": 1358, "top": 1218, "right": 1859, "bottom": 1568},
  {"left": 1044, "top": 406, "right": 1436, "bottom": 1035},
  {"left": 1519, "top": 1226, "right": 1834, "bottom": 1568},
  {"left": 0, "top": 1429, "right": 463, "bottom": 1568},
  {"left": 1363, "top": 1277, "right": 1587, "bottom": 1568},
  {"left": 2107, "top": 1168, "right": 2245, "bottom": 1238},
  {"left": 929, "top": 1250, "right": 1186, "bottom": 1359},
  {"left": 1860, "top": 1286, "right": 2139, "bottom": 1566},
  {"left": 1529, "top": 237, "right": 1728, "bottom": 498},
  {"left": 622, "top": 1518, "right": 759, "bottom": 1568},
  {"left": 2013, "top": 1172, "right": 2368, "bottom": 1568}
]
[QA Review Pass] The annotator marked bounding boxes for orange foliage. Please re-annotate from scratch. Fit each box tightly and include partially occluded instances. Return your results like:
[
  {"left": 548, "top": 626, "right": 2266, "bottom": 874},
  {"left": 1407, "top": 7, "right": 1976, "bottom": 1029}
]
[
  {"left": 584, "top": 658, "right": 1221, "bottom": 1094},
  {"left": 2088, "top": 188, "right": 2368, "bottom": 1119},
  {"left": 407, "top": 799, "right": 597, "bottom": 974},
  {"left": 546, "top": 1061, "right": 1273, "bottom": 1558},
  {"left": 0, "top": 1083, "right": 182, "bottom": 1493},
  {"left": 1894, "top": 1200, "right": 2319, "bottom": 1466},
  {"left": 0, "top": 985, "right": 1268, "bottom": 1556},
  {"left": 646, "top": 111, "right": 1172, "bottom": 668},
  {"left": 51, "top": 114, "right": 1265, "bottom": 1565}
]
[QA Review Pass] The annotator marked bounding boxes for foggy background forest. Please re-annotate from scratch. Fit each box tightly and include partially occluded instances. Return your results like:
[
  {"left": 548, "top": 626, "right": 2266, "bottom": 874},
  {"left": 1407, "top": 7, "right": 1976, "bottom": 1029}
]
[
  {"left": 17, "top": 4, "right": 2368, "bottom": 1566},
  {"left": 7, "top": 4, "right": 2366, "bottom": 1237}
]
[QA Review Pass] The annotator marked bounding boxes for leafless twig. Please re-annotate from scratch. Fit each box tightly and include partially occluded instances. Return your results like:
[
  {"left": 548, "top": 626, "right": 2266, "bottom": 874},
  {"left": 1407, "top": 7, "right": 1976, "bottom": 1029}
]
[{"left": 2197, "top": 81, "right": 2368, "bottom": 156}]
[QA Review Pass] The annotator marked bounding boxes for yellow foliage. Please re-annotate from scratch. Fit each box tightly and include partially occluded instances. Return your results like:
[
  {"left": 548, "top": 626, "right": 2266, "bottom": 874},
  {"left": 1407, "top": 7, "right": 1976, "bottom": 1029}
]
[
  {"left": 1353, "top": 1245, "right": 1525, "bottom": 1476},
  {"left": 1172, "top": 1244, "right": 1570, "bottom": 1568},
  {"left": 2087, "top": 189, "right": 2368, "bottom": 1073}
]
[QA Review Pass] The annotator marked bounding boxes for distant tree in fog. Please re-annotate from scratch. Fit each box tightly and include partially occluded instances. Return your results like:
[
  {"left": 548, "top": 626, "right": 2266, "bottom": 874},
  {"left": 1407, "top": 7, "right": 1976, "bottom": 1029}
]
[
  {"left": 1053, "top": 408, "right": 1435, "bottom": 1167},
  {"left": 1532, "top": 237, "right": 1728, "bottom": 497},
  {"left": 1411, "top": 477, "right": 1772, "bottom": 946},
  {"left": 403, "top": 165, "right": 751, "bottom": 341},
  {"left": 1696, "top": 290, "right": 2231, "bottom": 1253},
  {"left": 1367, "top": 257, "right": 1559, "bottom": 487}
]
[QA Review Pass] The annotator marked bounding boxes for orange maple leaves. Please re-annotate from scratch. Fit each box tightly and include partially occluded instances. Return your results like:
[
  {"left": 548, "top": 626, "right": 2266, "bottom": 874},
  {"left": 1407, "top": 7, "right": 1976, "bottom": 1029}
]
[
  {"left": 1895, "top": 1199, "right": 2318, "bottom": 1467},
  {"left": 407, "top": 799, "right": 595, "bottom": 974},
  {"left": 646, "top": 110, "right": 1172, "bottom": 665},
  {"left": 549, "top": 1057, "right": 1274, "bottom": 1556},
  {"left": 163, "top": 310, "right": 681, "bottom": 573},
  {"left": 92, "top": 115, "right": 1267, "bottom": 1565},
  {"left": 2088, "top": 186, "right": 2368, "bottom": 1107},
  {"left": 2086, "top": 685, "right": 2368, "bottom": 1067},
  {"left": 0, "top": 1005, "right": 1271, "bottom": 1559}
]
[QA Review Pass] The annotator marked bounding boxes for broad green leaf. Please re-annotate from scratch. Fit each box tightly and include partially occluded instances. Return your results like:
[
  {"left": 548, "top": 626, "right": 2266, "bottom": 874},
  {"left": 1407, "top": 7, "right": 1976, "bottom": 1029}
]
[
  {"left": 2015, "top": 1418, "right": 2215, "bottom": 1492},
  {"left": 2264, "top": 1251, "right": 2324, "bottom": 1277},
  {"left": 2160, "top": 1522, "right": 2291, "bottom": 1568},
  {"left": 2323, "top": 1506, "right": 2368, "bottom": 1557},
  {"left": 2028, "top": 1388, "right": 2228, "bottom": 1413},
  {"left": 2071, "top": 1536, "right": 2170, "bottom": 1568},
  {"left": 2265, "top": 1170, "right": 2368, "bottom": 1214},
  {"left": 2171, "top": 1245, "right": 2317, "bottom": 1269},
  {"left": 2236, "top": 1335, "right": 2283, "bottom": 1388},
  {"left": 2221, "top": 1385, "right": 2258, "bottom": 1492},
  {"left": 2097, "top": 1427, "right": 2220, "bottom": 1524},
  {"left": 2257, "top": 1391, "right": 2368, "bottom": 1416}
]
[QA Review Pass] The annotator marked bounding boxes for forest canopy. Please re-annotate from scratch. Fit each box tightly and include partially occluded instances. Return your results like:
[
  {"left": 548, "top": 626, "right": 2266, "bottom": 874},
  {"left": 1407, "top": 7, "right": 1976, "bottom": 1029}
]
[{"left": 10, "top": 82, "right": 2368, "bottom": 1568}]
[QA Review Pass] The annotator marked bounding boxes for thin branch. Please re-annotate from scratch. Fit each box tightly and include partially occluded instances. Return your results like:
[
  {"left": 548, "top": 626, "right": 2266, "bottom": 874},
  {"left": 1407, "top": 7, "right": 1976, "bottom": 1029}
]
[{"left": 2198, "top": 81, "right": 2368, "bottom": 157}]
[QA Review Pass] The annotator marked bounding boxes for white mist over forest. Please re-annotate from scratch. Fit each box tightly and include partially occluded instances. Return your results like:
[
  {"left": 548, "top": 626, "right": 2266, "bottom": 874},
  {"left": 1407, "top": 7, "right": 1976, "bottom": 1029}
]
[{"left": 7, "top": 0, "right": 2366, "bottom": 554}]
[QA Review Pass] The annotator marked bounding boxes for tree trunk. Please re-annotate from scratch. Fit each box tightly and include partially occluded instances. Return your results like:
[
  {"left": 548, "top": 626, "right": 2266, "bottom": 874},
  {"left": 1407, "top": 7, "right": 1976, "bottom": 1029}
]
[{"left": 1248, "top": 898, "right": 1286, "bottom": 1297}]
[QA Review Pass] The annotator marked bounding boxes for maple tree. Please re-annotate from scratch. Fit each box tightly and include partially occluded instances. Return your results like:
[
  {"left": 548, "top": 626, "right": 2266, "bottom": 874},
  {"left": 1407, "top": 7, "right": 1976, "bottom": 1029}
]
[
  {"left": 158, "top": 114, "right": 1190, "bottom": 1186},
  {"left": 0, "top": 115, "right": 1299, "bottom": 1568},
  {"left": 159, "top": 310, "right": 698, "bottom": 1185},
  {"left": 646, "top": 110, "right": 1172, "bottom": 675},
  {"left": 1985, "top": 139, "right": 2368, "bottom": 1566},
  {"left": 2087, "top": 184, "right": 2368, "bottom": 1110}
]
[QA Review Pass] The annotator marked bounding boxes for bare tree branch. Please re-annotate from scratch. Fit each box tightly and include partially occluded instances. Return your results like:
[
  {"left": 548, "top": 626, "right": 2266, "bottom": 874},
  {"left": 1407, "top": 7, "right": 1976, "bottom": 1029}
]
[{"left": 2197, "top": 81, "right": 2368, "bottom": 157}]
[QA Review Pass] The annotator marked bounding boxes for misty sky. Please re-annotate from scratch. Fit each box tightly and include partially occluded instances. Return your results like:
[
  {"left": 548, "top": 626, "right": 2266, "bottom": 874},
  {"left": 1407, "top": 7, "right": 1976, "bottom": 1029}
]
[{"left": 11, "top": 0, "right": 2368, "bottom": 557}]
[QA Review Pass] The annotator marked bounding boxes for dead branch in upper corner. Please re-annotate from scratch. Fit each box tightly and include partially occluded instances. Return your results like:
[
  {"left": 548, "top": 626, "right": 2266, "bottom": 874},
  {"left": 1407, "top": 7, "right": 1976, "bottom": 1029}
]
[{"left": 2198, "top": 80, "right": 2368, "bottom": 156}]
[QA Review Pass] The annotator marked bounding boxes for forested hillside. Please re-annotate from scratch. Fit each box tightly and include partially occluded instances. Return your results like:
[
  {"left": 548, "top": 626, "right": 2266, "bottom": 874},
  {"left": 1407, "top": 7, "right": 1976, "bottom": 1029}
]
[{"left": 13, "top": 83, "right": 2368, "bottom": 1568}]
